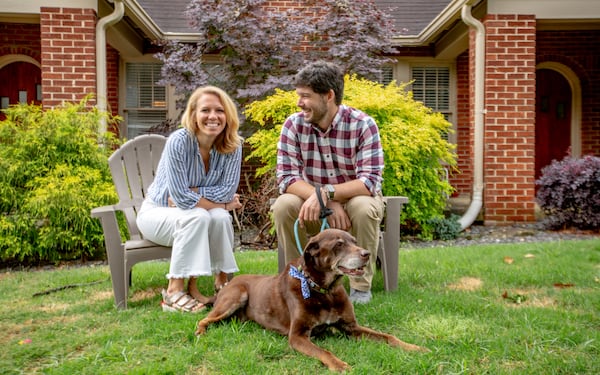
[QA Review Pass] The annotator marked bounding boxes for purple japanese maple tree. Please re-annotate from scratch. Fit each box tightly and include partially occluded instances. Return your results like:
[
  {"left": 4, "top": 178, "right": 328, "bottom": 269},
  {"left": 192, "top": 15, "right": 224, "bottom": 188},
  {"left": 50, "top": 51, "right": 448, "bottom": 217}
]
[{"left": 156, "top": 0, "right": 396, "bottom": 107}]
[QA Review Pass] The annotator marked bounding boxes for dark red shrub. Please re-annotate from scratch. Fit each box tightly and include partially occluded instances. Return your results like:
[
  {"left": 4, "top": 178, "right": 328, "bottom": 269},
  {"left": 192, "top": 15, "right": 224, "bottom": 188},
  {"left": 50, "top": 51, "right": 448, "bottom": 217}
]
[{"left": 535, "top": 155, "right": 600, "bottom": 230}]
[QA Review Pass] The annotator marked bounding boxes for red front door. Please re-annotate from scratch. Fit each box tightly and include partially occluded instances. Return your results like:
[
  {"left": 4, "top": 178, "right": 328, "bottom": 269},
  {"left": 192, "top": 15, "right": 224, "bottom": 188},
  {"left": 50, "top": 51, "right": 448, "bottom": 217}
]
[
  {"left": 535, "top": 69, "right": 572, "bottom": 180},
  {"left": 0, "top": 62, "right": 42, "bottom": 120}
]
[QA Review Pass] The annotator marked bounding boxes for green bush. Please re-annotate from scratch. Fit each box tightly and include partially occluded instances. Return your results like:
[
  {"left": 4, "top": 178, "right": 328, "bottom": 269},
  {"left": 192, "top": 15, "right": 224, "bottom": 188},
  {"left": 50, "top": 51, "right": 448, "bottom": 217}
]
[
  {"left": 245, "top": 76, "right": 456, "bottom": 237},
  {"left": 427, "top": 214, "right": 462, "bottom": 240},
  {"left": 0, "top": 99, "right": 119, "bottom": 265}
]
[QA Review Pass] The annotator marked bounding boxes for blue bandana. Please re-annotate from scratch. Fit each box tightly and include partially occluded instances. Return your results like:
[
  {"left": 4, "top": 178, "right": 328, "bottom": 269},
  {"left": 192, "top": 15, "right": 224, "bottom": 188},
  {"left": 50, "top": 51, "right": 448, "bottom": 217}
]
[{"left": 289, "top": 265, "right": 312, "bottom": 299}]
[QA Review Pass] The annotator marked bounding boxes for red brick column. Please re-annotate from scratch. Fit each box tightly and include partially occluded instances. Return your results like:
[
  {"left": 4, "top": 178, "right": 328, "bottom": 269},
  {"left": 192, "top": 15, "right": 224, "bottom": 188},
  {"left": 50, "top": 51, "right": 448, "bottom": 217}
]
[
  {"left": 482, "top": 14, "right": 537, "bottom": 224},
  {"left": 40, "top": 7, "right": 97, "bottom": 108},
  {"left": 106, "top": 44, "right": 119, "bottom": 115},
  {"left": 452, "top": 51, "right": 473, "bottom": 196}
]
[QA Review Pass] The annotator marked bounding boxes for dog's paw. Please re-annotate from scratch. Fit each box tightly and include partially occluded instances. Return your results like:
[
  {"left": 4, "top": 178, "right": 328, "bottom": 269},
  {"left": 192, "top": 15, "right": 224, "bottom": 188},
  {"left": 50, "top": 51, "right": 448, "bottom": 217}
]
[
  {"left": 389, "top": 337, "right": 430, "bottom": 353},
  {"left": 328, "top": 360, "right": 351, "bottom": 373},
  {"left": 194, "top": 322, "right": 208, "bottom": 336},
  {"left": 403, "top": 342, "right": 431, "bottom": 353}
]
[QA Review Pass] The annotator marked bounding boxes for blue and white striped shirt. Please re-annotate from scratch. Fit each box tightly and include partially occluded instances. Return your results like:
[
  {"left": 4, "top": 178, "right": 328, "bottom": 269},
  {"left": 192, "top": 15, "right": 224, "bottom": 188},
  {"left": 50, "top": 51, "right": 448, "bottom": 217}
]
[{"left": 147, "top": 128, "right": 242, "bottom": 209}]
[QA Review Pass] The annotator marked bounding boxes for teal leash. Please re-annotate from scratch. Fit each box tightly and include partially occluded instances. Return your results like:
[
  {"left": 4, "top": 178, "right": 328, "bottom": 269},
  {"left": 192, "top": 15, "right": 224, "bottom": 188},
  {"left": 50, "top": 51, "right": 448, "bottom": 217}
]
[{"left": 293, "top": 185, "right": 332, "bottom": 256}]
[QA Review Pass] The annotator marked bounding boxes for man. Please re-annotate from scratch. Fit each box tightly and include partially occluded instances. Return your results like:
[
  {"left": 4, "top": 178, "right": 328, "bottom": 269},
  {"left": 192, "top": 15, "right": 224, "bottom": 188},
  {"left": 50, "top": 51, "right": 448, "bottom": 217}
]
[{"left": 272, "top": 61, "right": 385, "bottom": 304}]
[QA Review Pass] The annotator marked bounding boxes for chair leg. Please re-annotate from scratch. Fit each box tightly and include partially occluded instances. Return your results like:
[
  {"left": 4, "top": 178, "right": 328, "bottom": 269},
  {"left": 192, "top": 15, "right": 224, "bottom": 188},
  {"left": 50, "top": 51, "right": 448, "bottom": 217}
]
[
  {"left": 106, "top": 247, "right": 128, "bottom": 309},
  {"left": 381, "top": 197, "right": 402, "bottom": 292},
  {"left": 382, "top": 230, "right": 399, "bottom": 291},
  {"left": 377, "top": 233, "right": 391, "bottom": 290}
]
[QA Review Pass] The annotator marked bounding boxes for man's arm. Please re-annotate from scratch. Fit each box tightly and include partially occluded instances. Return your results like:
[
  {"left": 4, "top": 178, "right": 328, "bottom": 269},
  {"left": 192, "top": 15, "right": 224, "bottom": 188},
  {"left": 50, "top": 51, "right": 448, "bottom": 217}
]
[{"left": 323, "top": 180, "right": 371, "bottom": 204}]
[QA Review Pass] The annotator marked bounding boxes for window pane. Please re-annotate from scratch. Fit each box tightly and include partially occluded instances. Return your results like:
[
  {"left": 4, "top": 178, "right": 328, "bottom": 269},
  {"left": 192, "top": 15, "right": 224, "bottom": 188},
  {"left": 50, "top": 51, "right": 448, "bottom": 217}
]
[
  {"left": 412, "top": 66, "right": 452, "bottom": 141},
  {"left": 412, "top": 67, "right": 450, "bottom": 111},
  {"left": 379, "top": 66, "right": 394, "bottom": 85},
  {"left": 125, "top": 63, "right": 167, "bottom": 137},
  {"left": 126, "top": 109, "right": 167, "bottom": 138}
]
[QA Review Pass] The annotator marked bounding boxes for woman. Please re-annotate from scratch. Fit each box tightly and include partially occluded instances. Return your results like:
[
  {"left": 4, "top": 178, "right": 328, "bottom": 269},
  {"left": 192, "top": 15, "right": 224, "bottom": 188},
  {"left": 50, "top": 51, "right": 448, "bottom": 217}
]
[{"left": 137, "top": 86, "right": 243, "bottom": 313}]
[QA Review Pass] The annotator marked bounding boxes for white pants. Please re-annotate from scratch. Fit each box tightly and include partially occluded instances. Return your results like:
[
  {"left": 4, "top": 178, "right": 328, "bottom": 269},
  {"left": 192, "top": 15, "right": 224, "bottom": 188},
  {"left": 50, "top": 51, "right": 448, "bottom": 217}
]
[{"left": 136, "top": 200, "right": 239, "bottom": 279}]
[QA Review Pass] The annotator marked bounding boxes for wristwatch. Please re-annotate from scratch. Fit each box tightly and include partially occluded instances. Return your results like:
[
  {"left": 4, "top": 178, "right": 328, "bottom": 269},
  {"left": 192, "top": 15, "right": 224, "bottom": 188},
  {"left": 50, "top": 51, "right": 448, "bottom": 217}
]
[{"left": 324, "top": 184, "right": 335, "bottom": 200}]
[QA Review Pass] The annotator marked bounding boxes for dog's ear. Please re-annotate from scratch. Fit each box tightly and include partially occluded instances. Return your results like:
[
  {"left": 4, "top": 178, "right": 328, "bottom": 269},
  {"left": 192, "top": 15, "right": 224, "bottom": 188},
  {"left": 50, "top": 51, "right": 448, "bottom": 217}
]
[{"left": 304, "top": 236, "right": 321, "bottom": 257}]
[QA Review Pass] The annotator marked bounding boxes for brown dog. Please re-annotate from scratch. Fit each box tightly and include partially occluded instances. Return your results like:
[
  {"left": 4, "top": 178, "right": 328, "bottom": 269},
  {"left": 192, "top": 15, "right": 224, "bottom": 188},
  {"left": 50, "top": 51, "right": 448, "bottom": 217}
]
[{"left": 195, "top": 228, "right": 428, "bottom": 372}]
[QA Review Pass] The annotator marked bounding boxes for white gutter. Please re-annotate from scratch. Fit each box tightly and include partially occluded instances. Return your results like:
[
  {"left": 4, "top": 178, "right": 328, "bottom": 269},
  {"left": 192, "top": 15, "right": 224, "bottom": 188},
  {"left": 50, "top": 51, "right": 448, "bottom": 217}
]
[
  {"left": 391, "top": 0, "right": 471, "bottom": 46},
  {"left": 96, "top": 0, "right": 124, "bottom": 133},
  {"left": 458, "top": 2, "right": 485, "bottom": 229}
]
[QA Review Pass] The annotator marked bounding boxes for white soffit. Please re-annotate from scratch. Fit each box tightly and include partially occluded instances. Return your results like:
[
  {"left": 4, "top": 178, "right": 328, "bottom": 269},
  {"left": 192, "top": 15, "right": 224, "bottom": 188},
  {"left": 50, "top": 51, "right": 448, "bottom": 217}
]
[
  {"left": 488, "top": 0, "right": 600, "bottom": 19},
  {"left": 1, "top": 0, "right": 97, "bottom": 13}
]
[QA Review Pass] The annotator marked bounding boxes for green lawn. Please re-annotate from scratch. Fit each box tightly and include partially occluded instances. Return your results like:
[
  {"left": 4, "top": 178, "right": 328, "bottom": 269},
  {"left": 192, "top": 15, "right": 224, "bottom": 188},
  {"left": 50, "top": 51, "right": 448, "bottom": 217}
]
[{"left": 2, "top": 239, "right": 599, "bottom": 374}]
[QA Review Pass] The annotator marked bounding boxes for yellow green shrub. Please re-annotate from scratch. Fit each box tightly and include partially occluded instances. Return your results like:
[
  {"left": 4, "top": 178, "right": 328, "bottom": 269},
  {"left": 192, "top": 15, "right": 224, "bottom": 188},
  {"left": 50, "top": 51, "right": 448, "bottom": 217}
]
[
  {"left": 245, "top": 76, "right": 457, "bottom": 237},
  {"left": 0, "top": 99, "right": 119, "bottom": 264}
]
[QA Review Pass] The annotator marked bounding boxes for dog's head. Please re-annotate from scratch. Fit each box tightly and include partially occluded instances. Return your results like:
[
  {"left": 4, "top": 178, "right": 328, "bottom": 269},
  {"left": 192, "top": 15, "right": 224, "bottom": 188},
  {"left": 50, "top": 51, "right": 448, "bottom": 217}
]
[{"left": 303, "top": 229, "right": 370, "bottom": 277}]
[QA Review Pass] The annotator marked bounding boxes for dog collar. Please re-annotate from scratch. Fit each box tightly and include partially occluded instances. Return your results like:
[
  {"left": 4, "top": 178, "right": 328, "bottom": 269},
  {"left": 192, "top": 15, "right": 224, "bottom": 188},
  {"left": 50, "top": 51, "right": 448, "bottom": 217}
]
[{"left": 289, "top": 265, "right": 328, "bottom": 299}]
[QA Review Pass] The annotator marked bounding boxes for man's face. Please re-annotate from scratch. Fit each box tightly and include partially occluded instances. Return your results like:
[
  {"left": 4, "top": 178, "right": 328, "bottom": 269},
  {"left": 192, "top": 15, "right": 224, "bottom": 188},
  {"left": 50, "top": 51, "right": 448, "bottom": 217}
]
[{"left": 296, "top": 86, "right": 329, "bottom": 126}]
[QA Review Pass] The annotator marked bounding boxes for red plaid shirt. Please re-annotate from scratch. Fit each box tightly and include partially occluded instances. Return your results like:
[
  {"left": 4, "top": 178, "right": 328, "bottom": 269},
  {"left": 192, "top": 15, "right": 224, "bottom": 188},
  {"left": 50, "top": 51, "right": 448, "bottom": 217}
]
[{"left": 277, "top": 105, "right": 384, "bottom": 195}]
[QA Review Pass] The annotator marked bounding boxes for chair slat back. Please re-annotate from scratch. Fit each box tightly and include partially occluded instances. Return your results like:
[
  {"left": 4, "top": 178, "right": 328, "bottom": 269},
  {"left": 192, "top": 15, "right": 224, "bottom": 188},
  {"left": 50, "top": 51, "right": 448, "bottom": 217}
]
[{"left": 108, "top": 134, "right": 166, "bottom": 240}]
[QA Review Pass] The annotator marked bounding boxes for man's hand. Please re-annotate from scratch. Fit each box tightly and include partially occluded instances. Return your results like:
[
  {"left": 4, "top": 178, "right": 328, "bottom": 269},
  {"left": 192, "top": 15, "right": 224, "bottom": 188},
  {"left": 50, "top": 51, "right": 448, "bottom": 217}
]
[
  {"left": 325, "top": 201, "right": 351, "bottom": 230},
  {"left": 298, "top": 189, "right": 328, "bottom": 227}
]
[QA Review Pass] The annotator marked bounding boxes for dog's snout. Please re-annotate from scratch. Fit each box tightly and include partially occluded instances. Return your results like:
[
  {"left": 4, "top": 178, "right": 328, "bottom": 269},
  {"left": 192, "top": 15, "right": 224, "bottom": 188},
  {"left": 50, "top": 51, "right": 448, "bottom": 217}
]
[{"left": 360, "top": 249, "right": 370, "bottom": 260}]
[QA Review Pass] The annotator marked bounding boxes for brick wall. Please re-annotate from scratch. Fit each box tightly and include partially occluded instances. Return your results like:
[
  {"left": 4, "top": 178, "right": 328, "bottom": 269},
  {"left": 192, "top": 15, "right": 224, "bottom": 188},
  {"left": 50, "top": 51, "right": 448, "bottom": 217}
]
[
  {"left": 482, "top": 14, "right": 537, "bottom": 224},
  {"left": 106, "top": 44, "right": 119, "bottom": 117},
  {"left": 40, "top": 7, "right": 97, "bottom": 108},
  {"left": 451, "top": 51, "right": 472, "bottom": 196},
  {"left": 537, "top": 30, "right": 600, "bottom": 156},
  {"left": 240, "top": 144, "right": 264, "bottom": 193},
  {"left": 0, "top": 23, "right": 41, "bottom": 61}
]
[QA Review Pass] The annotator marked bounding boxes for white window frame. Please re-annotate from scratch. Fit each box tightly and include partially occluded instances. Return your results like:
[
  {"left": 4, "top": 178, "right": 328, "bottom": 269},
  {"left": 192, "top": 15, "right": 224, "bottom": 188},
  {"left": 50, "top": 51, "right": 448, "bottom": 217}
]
[
  {"left": 390, "top": 59, "right": 457, "bottom": 144},
  {"left": 119, "top": 56, "right": 178, "bottom": 139}
]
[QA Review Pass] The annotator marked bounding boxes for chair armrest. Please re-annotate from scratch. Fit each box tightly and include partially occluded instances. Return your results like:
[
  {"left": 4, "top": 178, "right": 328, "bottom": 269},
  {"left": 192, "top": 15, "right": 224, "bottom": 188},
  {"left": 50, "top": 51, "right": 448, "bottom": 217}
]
[
  {"left": 91, "top": 205, "right": 124, "bottom": 256},
  {"left": 91, "top": 204, "right": 117, "bottom": 218}
]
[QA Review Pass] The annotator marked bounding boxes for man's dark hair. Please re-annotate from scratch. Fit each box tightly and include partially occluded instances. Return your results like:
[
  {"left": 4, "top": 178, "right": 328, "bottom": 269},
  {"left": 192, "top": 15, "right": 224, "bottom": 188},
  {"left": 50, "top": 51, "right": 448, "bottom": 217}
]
[{"left": 292, "top": 61, "right": 344, "bottom": 105}]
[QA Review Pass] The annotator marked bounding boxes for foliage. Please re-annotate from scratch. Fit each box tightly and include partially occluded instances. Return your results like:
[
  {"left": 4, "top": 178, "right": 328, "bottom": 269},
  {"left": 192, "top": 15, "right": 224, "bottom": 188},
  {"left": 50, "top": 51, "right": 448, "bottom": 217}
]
[
  {"left": 0, "top": 100, "right": 119, "bottom": 265},
  {"left": 427, "top": 214, "right": 462, "bottom": 240},
  {"left": 245, "top": 76, "right": 456, "bottom": 236},
  {"left": 236, "top": 171, "right": 277, "bottom": 248},
  {"left": 156, "top": 0, "right": 395, "bottom": 108},
  {"left": 535, "top": 155, "right": 600, "bottom": 230}
]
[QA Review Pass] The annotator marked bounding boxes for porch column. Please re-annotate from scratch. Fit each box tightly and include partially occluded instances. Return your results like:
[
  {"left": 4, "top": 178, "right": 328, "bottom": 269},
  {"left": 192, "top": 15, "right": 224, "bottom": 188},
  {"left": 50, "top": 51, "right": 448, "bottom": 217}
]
[
  {"left": 40, "top": 7, "right": 97, "bottom": 108},
  {"left": 482, "top": 14, "right": 537, "bottom": 224}
]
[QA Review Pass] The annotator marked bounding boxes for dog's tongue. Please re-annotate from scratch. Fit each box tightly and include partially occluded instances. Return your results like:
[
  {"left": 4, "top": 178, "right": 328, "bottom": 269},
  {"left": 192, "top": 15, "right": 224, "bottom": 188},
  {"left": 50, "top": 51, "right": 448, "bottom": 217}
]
[{"left": 339, "top": 266, "right": 365, "bottom": 276}]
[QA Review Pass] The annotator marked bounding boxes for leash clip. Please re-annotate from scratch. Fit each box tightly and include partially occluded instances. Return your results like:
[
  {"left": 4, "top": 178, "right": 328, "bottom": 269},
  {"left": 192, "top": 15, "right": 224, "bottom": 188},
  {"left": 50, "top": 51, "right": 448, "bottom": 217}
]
[
  {"left": 315, "top": 185, "right": 333, "bottom": 219},
  {"left": 293, "top": 185, "right": 332, "bottom": 256}
]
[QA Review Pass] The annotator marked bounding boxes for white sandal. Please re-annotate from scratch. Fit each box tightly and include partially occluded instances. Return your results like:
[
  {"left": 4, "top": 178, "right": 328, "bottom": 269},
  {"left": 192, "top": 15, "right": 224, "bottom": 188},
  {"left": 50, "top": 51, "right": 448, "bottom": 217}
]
[{"left": 161, "top": 290, "right": 206, "bottom": 313}]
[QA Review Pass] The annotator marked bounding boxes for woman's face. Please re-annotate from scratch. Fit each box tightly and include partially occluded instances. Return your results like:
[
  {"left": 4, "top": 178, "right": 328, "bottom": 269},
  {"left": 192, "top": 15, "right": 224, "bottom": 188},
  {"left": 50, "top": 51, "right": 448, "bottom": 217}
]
[{"left": 194, "top": 93, "right": 227, "bottom": 140}]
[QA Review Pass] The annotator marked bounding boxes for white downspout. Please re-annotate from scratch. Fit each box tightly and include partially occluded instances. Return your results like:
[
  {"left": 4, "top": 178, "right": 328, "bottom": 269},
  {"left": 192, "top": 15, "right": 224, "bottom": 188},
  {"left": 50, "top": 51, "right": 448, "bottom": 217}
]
[
  {"left": 96, "top": 0, "right": 124, "bottom": 134},
  {"left": 458, "top": 2, "right": 485, "bottom": 229}
]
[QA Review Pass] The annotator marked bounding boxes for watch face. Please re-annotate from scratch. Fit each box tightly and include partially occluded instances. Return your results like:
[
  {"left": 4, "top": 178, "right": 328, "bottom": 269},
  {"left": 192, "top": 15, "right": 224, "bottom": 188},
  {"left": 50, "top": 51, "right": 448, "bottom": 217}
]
[{"left": 326, "top": 185, "right": 335, "bottom": 198}]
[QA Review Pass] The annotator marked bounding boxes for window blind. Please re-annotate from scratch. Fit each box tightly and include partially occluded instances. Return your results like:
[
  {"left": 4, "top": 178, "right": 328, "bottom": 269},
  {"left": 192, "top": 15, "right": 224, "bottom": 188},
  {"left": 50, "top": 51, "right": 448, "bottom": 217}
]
[{"left": 125, "top": 63, "right": 167, "bottom": 138}]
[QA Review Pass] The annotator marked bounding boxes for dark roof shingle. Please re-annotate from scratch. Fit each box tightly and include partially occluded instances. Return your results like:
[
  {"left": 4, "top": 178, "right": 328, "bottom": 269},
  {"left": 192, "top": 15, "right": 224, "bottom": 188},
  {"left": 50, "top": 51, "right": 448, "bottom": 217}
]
[
  {"left": 136, "top": 0, "right": 453, "bottom": 37},
  {"left": 374, "top": 0, "right": 453, "bottom": 36}
]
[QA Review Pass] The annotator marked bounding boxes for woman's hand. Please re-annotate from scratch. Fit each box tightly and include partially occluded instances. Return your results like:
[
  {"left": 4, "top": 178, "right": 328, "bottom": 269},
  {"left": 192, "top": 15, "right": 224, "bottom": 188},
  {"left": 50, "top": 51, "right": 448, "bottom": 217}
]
[{"left": 225, "top": 193, "right": 242, "bottom": 211}]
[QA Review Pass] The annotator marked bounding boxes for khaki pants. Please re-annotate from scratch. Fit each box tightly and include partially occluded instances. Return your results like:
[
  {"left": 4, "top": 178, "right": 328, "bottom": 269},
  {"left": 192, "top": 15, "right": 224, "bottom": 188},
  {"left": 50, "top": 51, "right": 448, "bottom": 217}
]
[{"left": 272, "top": 193, "right": 384, "bottom": 291}]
